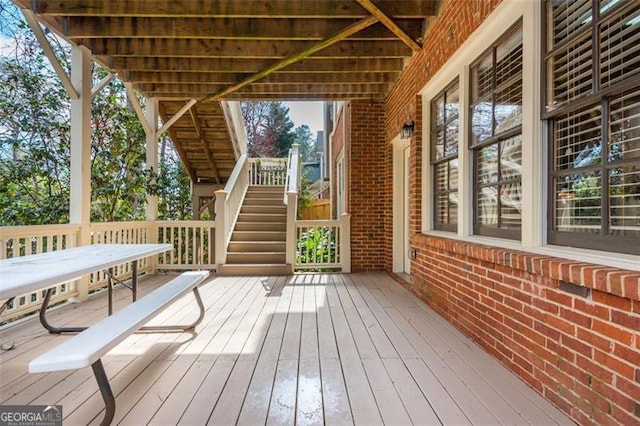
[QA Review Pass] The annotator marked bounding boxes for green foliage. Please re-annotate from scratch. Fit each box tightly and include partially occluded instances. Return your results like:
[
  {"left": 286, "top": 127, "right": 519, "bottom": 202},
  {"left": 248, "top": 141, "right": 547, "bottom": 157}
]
[
  {"left": 296, "top": 226, "right": 337, "bottom": 268},
  {"left": 0, "top": 0, "right": 191, "bottom": 225}
]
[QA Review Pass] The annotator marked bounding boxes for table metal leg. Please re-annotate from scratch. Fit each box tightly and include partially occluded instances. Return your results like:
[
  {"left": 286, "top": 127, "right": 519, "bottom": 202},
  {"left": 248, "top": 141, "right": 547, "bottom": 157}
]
[
  {"left": 91, "top": 359, "right": 116, "bottom": 426},
  {"left": 39, "top": 289, "right": 87, "bottom": 334},
  {"left": 131, "top": 260, "right": 138, "bottom": 302},
  {"left": 107, "top": 267, "right": 114, "bottom": 316}
]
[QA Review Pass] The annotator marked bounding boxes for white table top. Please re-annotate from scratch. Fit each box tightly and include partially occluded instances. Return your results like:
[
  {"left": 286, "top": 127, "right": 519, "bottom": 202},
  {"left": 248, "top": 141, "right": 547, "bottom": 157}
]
[{"left": 0, "top": 244, "right": 172, "bottom": 300}]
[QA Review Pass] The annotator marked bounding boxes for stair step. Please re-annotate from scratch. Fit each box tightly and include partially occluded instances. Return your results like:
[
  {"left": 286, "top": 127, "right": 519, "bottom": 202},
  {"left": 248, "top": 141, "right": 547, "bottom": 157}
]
[
  {"left": 243, "top": 198, "right": 285, "bottom": 206},
  {"left": 232, "top": 231, "right": 286, "bottom": 241},
  {"left": 228, "top": 241, "right": 286, "bottom": 252},
  {"left": 227, "top": 252, "right": 286, "bottom": 264},
  {"left": 217, "top": 263, "right": 291, "bottom": 276},
  {"left": 234, "top": 222, "right": 286, "bottom": 232},
  {"left": 237, "top": 213, "right": 286, "bottom": 223},
  {"left": 241, "top": 205, "right": 286, "bottom": 215}
]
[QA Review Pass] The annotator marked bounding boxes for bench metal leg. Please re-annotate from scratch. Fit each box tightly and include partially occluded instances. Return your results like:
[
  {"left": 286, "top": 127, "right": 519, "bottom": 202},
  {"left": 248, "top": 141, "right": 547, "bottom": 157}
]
[
  {"left": 140, "top": 286, "right": 205, "bottom": 332},
  {"left": 40, "top": 288, "right": 87, "bottom": 334},
  {"left": 91, "top": 359, "right": 116, "bottom": 426}
]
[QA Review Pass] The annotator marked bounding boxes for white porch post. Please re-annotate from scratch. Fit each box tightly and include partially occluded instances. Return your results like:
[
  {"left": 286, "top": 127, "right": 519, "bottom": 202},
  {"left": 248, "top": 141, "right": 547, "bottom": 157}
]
[
  {"left": 214, "top": 189, "right": 228, "bottom": 267},
  {"left": 69, "top": 45, "right": 92, "bottom": 301},
  {"left": 145, "top": 98, "right": 159, "bottom": 224}
]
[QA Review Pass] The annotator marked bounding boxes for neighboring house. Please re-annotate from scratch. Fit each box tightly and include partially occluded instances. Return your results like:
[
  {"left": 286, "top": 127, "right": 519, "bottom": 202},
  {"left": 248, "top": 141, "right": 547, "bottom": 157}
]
[{"left": 329, "top": 1, "right": 640, "bottom": 423}]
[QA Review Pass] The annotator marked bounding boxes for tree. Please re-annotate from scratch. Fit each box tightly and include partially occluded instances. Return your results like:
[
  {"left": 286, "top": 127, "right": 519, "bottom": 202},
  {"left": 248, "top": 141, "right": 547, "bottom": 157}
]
[
  {"left": 0, "top": 0, "right": 192, "bottom": 225},
  {"left": 294, "top": 124, "right": 316, "bottom": 162},
  {"left": 241, "top": 101, "right": 296, "bottom": 158}
]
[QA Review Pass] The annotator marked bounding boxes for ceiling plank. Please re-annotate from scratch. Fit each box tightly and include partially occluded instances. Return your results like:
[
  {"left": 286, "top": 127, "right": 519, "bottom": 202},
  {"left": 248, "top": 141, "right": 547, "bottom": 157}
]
[
  {"left": 107, "top": 56, "right": 405, "bottom": 73},
  {"left": 63, "top": 17, "right": 424, "bottom": 40},
  {"left": 128, "top": 71, "right": 398, "bottom": 84},
  {"left": 355, "top": 0, "right": 421, "bottom": 52},
  {"left": 202, "top": 16, "right": 378, "bottom": 101},
  {"left": 189, "top": 107, "right": 221, "bottom": 184},
  {"left": 83, "top": 37, "right": 410, "bottom": 58},
  {"left": 34, "top": 0, "right": 436, "bottom": 18}
]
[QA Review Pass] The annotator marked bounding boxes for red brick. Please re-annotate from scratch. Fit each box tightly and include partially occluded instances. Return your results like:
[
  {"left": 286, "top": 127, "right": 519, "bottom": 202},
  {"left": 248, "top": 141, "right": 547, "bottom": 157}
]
[
  {"left": 576, "top": 328, "right": 614, "bottom": 353},
  {"left": 593, "top": 289, "right": 632, "bottom": 311},
  {"left": 592, "top": 319, "right": 634, "bottom": 346},
  {"left": 610, "top": 310, "right": 640, "bottom": 330},
  {"left": 574, "top": 298, "right": 610, "bottom": 320},
  {"left": 594, "top": 349, "right": 635, "bottom": 379},
  {"left": 560, "top": 307, "right": 593, "bottom": 328}
]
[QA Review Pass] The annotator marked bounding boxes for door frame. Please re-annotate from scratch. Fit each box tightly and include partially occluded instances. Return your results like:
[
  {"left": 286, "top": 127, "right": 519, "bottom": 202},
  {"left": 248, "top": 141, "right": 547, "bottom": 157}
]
[{"left": 392, "top": 136, "right": 411, "bottom": 274}]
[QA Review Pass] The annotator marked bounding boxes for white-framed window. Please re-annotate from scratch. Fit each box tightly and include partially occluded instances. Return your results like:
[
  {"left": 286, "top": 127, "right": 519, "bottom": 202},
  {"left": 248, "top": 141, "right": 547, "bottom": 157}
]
[
  {"left": 430, "top": 79, "right": 460, "bottom": 232},
  {"left": 545, "top": 0, "right": 640, "bottom": 255},
  {"left": 470, "top": 23, "right": 524, "bottom": 240}
]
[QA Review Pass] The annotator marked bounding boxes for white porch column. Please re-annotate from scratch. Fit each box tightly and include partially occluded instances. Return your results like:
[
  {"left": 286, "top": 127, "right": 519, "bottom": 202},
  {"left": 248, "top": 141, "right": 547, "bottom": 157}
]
[
  {"left": 69, "top": 45, "right": 92, "bottom": 301},
  {"left": 145, "top": 98, "right": 159, "bottom": 223}
]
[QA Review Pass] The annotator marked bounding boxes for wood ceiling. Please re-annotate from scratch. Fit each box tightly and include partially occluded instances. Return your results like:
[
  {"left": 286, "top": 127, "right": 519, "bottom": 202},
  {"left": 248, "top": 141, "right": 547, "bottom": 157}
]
[{"left": 14, "top": 0, "right": 438, "bottom": 184}]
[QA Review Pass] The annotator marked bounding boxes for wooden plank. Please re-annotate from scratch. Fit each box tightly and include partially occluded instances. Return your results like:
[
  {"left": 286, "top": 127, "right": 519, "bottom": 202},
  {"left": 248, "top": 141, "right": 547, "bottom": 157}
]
[
  {"left": 267, "top": 359, "right": 298, "bottom": 425},
  {"left": 319, "top": 358, "right": 353, "bottom": 424},
  {"left": 109, "top": 56, "right": 405, "bottom": 73},
  {"left": 382, "top": 358, "right": 442, "bottom": 425},
  {"left": 362, "top": 358, "right": 412, "bottom": 425},
  {"left": 326, "top": 275, "right": 383, "bottom": 425},
  {"left": 34, "top": 0, "right": 437, "bottom": 18},
  {"left": 356, "top": 0, "right": 422, "bottom": 51},
  {"left": 65, "top": 17, "right": 423, "bottom": 40}
]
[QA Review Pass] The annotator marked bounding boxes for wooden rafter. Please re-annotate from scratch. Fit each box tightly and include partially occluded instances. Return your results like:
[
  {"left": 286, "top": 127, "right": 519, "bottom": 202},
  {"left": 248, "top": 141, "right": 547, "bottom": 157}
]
[
  {"left": 356, "top": 0, "right": 421, "bottom": 52},
  {"left": 202, "top": 16, "right": 378, "bottom": 101},
  {"left": 157, "top": 103, "right": 197, "bottom": 183},
  {"left": 189, "top": 107, "right": 221, "bottom": 184},
  {"left": 127, "top": 71, "right": 399, "bottom": 84}
]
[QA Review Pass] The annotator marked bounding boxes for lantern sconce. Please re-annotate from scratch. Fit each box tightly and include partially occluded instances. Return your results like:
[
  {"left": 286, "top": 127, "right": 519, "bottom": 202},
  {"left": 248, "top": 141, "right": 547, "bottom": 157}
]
[{"left": 401, "top": 121, "right": 414, "bottom": 139}]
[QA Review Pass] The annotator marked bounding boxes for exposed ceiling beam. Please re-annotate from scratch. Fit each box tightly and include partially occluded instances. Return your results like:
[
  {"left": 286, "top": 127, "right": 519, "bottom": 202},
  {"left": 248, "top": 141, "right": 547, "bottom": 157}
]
[
  {"left": 107, "top": 57, "right": 405, "bottom": 73},
  {"left": 127, "top": 71, "right": 399, "bottom": 84},
  {"left": 22, "top": 9, "right": 79, "bottom": 100},
  {"left": 202, "top": 16, "right": 378, "bottom": 101},
  {"left": 157, "top": 99, "right": 197, "bottom": 135},
  {"left": 189, "top": 107, "right": 220, "bottom": 184},
  {"left": 84, "top": 37, "right": 410, "bottom": 58},
  {"left": 124, "top": 82, "right": 153, "bottom": 136},
  {"left": 156, "top": 93, "right": 381, "bottom": 101},
  {"left": 142, "top": 82, "right": 391, "bottom": 95},
  {"left": 34, "top": 0, "right": 436, "bottom": 18},
  {"left": 158, "top": 102, "right": 197, "bottom": 182},
  {"left": 355, "top": 0, "right": 422, "bottom": 52},
  {"left": 63, "top": 17, "right": 423, "bottom": 40}
]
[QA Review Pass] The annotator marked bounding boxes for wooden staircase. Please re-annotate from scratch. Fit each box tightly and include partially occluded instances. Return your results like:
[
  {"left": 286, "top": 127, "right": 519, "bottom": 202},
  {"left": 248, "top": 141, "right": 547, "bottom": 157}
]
[{"left": 217, "top": 185, "right": 292, "bottom": 275}]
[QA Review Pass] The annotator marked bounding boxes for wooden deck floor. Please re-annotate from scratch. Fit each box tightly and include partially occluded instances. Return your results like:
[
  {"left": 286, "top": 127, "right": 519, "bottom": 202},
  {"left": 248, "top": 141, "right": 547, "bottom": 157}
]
[{"left": 0, "top": 273, "right": 573, "bottom": 425}]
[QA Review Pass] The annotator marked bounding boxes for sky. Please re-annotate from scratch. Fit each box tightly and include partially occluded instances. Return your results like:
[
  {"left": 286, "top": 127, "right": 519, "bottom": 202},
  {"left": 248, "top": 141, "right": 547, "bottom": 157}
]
[{"left": 284, "top": 101, "right": 325, "bottom": 136}]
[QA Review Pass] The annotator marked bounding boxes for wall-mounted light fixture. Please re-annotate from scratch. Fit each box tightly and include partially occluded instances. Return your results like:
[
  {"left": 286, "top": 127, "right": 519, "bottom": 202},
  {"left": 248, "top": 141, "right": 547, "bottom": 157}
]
[{"left": 401, "top": 121, "right": 414, "bottom": 139}]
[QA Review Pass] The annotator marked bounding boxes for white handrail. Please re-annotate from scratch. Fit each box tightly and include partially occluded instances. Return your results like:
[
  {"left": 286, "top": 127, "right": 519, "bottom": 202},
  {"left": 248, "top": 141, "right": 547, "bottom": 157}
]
[
  {"left": 284, "top": 145, "right": 300, "bottom": 266},
  {"left": 215, "top": 154, "right": 249, "bottom": 266}
]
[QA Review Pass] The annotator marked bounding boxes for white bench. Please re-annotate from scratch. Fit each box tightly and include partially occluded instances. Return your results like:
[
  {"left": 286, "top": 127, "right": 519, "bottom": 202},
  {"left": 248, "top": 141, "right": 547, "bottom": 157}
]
[{"left": 29, "top": 270, "right": 209, "bottom": 426}]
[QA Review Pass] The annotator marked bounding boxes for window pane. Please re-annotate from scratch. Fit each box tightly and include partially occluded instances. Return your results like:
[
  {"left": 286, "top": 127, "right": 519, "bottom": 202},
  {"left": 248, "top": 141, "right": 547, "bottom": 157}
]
[
  {"left": 496, "top": 30, "right": 523, "bottom": 87},
  {"left": 548, "top": 0, "right": 592, "bottom": 48},
  {"left": 471, "top": 101, "right": 493, "bottom": 144},
  {"left": 609, "top": 164, "right": 640, "bottom": 236},
  {"left": 435, "top": 95, "right": 445, "bottom": 126},
  {"left": 435, "top": 193, "right": 449, "bottom": 224},
  {"left": 495, "top": 80, "right": 523, "bottom": 134},
  {"left": 449, "top": 159, "right": 459, "bottom": 191},
  {"left": 434, "top": 126, "right": 445, "bottom": 160},
  {"left": 555, "top": 105, "right": 602, "bottom": 171},
  {"left": 547, "top": 34, "right": 593, "bottom": 111},
  {"left": 500, "top": 136, "right": 522, "bottom": 180},
  {"left": 478, "top": 144, "right": 499, "bottom": 184},
  {"left": 610, "top": 89, "right": 640, "bottom": 161},
  {"left": 500, "top": 182, "right": 522, "bottom": 228},
  {"left": 435, "top": 162, "right": 448, "bottom": 193},
  {"left": 600, "top": 4, "right": 640, "bottom": 88},
  {"left": 445, "top": 83, "right": 460, "bottom": 120},
  {"left": 471, "top": 54, "right": 493, "bottom": 102},
  {"left": 555, "top": 172, "right": 602, "bottom": 232},
  {"left": 445, "top": 118, "right": 459, "bottom": 156},
  {"left": 478, "top": 187, "right": 498, "bottom": 225}
]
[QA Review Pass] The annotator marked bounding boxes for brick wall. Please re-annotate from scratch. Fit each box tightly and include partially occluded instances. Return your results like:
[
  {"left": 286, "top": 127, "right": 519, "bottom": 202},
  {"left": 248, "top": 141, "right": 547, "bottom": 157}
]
[
  {"left": 410, "top": 235, "right": 640, "bottom": 425},
  {"left": 368, "top": 0, "right": 640, "bottom": 424},
  {"left": 349, "top": 99, "right": 387, "bottom": 272}
]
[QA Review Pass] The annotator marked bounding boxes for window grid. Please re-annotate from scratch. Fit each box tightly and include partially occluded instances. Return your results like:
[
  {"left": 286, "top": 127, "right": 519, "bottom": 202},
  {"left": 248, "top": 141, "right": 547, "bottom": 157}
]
[
  {"left": 546, "top": 0, "right": 640, "bottom": 254},
  {"left": 470, "top": 24, "right": 523, "bottom": 240},
  {"left": 431, "top": 79, "right": 460, "bottom": 231}
]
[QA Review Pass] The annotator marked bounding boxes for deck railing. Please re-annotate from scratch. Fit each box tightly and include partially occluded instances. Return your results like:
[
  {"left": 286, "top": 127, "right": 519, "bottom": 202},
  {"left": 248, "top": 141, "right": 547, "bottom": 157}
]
[
  {"left": 294, "top": 213, "right": 351, "bottom": 272},
  {"left": 248, "top": 157, "right": 288, "bottom": 186},
  {"left": 0, "top": 220, "right": 216, "bottom": 324}
]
